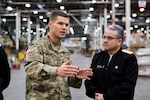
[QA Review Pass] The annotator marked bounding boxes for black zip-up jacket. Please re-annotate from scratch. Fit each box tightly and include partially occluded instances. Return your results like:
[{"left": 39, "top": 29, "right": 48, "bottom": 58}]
[
  {"left": 85, "top": 49, "right": 138, "bottom": 100},
  {"left": 0, "top": 46, "right": 10, "bottom": 100}
]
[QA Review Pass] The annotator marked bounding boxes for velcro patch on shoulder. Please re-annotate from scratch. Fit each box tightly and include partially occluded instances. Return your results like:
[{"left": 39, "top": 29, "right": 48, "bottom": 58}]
[
  {"left": 26, "top": 46, "right": 35, "bottom": 53},
  {"left": 122, "top": 49, "right": 133, "bottom": 54}
]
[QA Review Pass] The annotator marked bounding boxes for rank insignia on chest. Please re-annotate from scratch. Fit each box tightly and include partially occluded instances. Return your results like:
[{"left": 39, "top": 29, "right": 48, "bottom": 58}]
[{"left": 114, "top": 66, "right": 119, "bottom": 69}]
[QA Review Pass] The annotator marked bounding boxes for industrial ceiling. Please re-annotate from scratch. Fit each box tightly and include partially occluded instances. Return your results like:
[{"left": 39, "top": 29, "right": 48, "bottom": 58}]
[{"left": 0, "top": 0, "right": 150, "bottom": 36}]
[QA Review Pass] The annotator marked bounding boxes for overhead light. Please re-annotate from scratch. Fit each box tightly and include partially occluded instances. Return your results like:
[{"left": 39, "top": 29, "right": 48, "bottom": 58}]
[
  {"left": 114, "top": 3, "right": 119, "bottom": 7},
  {"left": 43, "top": 19, "right": 47, "bottom": 23},
  {"left": 2, "top": 18, "right": 6, "bottom": 22},
  {"left": 22, "top": 18, "right": 27, "bottom": 21},
  {"left": 107, "top": 15, "right": 111, "bottom": 18},
  {"left": 130, "top": 27, "right": 133, "bottom": 30},
  {"left": 84, "top": 25, "right": 89, "bottom": 34},
  {"left": 25, "top": 4, "right": 31, "bottom": 8},
  {"left": 60, "top": 6, "right": 65, "bottom": 10},
  {"left": 144, "top": 30, "right": 147, "bottom": 33},
  {"left": 92, "top": 0, "right": 96, "bottom": 3},
  {"left": 22, "top": 27, "right": 25, "bottom": 30},
  {"left": 30, "top": 21, "right": 33, "bottom": 24},
  {"left": 39, "top": 16, "right": 44, "bottom": 19},
  {"left": 145, "top": 19, "right": 150, "bottom": 23},
  {"left": 30, "top": 30, "right": 33, "bottom": 33},
  {"left": 132, "top": 13, "right": 137, "bottom": 17},
  {"left": 37, "top": 4, "right": 44, "bottom": 9},
  {"left": 7, "top": 6, "right": 13, "bottom": 11},
  {"left": 110, "top": 10, "right": 112, "bottom": 14},
  {"left": 141, "top": 27, "right": 144, "bottom": 31},
  {"left": 81, "top": 37, "right": 87, "bottom": 41},
  {"left": 88, "top": 14, "right": 92, "bottom": 17},
  {"left": 89, "top": 7, "right": 94, "bottom": 11},
  {"left": 134, "top": 25, "right": 138, "bottom": 28},
  {"left": 137, "top": 30, "right": 140, "bottom": 33},
  {"left": 33, "top": 32, "right": 36, "bottom": 35},
  {"left": 33, "top": 11, "right": 38, "bottom": 14},
  {"left": 87, "top": 16, "right": 91, "bottom": 20},
  {"left": 139, "top": 8, "right": 145, "bottom": 12},
  {"left": 70, "top": 27, "right": 74, "bottom": 34},
  {"left": 56, "top": 0, "right": 62, "bottom": 3}
]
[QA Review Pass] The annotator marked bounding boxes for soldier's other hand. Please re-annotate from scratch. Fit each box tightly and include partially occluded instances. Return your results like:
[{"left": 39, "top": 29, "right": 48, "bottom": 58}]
[
  {"left": 56, "top": 59, "right": 79, "bottom": 77},
  {"left": 76, "top": 68, "right": 93, "bottom": 80}
]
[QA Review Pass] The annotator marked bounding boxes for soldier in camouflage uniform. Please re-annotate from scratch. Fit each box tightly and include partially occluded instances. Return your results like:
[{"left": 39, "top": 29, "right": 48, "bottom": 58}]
[{"left": 24, "top": 10, "right": 93, "bottom": 100}]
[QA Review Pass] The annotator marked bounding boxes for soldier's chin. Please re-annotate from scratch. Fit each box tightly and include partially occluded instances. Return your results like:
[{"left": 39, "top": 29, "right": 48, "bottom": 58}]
[{"left": 60, "top": 35, "right": 66, "bottom": 39}]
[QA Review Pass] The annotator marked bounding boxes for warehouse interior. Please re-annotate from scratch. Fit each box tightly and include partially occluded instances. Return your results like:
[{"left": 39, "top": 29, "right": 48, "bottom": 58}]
[
  {"left": 1, "top": 0, "right": 150, "bottom": 52},
  {"left": 1, "top": 0, "right": 150, "bottom": 100}
]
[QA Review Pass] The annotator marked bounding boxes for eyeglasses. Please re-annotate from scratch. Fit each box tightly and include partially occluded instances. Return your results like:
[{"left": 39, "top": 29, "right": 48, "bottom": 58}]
[{"left": 102, "top": 36, "right": 120, "bottom": 41}]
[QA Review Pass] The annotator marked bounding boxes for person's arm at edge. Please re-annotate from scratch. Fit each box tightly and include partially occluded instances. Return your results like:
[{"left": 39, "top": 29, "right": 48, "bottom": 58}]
[{"left": 0, "top": 47, "right": 10, "bottom": 90}]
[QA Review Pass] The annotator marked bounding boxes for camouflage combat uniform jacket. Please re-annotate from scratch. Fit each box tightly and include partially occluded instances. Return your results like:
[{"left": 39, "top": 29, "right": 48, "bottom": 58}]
[{"left": 24, "top": 35, "right": 82, "bottom": 100}]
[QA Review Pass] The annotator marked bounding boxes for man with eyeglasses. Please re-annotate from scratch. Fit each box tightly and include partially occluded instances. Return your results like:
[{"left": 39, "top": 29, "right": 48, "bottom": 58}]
[{"left": 85, "top": 24, "right": 138, "bottom": 100}]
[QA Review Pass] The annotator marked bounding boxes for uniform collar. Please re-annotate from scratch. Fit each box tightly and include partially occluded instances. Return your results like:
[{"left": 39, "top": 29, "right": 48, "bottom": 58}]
[{"left": 46, "top": 34, "right": 68, "bottom": 53}]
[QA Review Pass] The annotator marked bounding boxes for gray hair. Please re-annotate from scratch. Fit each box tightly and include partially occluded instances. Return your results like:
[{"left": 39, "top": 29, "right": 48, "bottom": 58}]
[{"left": 107, "top": 24, "right": 124, "bottom": 40}]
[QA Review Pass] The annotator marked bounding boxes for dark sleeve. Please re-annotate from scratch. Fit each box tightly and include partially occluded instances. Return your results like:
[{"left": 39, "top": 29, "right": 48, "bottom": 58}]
[
  {"left": 0, "top": 47, "right": 11, "bottom": 91},
  {"left": 103, "top": 54, "right": 138, "bottom": 100},
  {"left": 84, "top": 54, "right": 99, "bottom": 98}
]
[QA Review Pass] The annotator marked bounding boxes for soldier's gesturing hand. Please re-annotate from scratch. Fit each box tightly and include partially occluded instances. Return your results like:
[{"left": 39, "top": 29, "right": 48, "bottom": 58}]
[{"left": 56, "top": 59, "right": 79, "bottom": 77}]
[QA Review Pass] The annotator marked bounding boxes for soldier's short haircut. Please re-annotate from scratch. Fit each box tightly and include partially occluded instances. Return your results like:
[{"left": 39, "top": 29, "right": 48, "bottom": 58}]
[
  {"left": 107, "top": 24, "right": 124, "bottom": 40},
  {"left": 50, "top": 10, "right": 69, "bottom": 21}
]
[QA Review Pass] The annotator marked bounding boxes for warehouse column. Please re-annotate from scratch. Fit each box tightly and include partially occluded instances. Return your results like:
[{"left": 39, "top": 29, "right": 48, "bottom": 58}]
[
  {"left": 16, "top": 9, "right": 21, "bottom": 58},
  {"left": 104, "top": 8, "right": 107, "bottom": 32},
  {"left": 36, "top": 18, "right": 40, "bottom": 40},
  {"left": 27, "top": 14, "right": 31, "bottom": 44},
  {"left": 126, "top": 0, "right": 131, "bottom": 47},
  {"left": 112, "top": 0, "right": 115, "bottom": 24},
  {"left": 99, "top": 14, "right": 103, "bottom": 50},
  {"left": 146, "top": 26, "right": 150, "bottom": 40},
  {"left": 14, "top": 9, "right": 21, "bottom": 69}
]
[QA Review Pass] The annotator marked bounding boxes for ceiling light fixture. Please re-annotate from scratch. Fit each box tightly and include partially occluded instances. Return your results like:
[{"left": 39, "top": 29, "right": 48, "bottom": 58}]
[
  {"left": 114, "top": 3, "right": 119, "bottom": 7},
  {"left": 39, "top": 16, "right": 44, "bottom": 19},
  {"left": 92, "top": 0, "right": 96, "bottom": 3},
  {"left": 70, "top": 27, "right": 74, "bottom": 34},
  {"left": 84, "top": 25, "right": 89, "bottom": 34},
  {"left": 2, "top": 18, "right": 6, "bottom": 22},
  {"left": 6, "top": 6, "right": 13, "bottom": 11},
  {"left": 89, "top": 7, "right": 94, "bottom": 11},
  {"left": 43, "top": 19, "right": 47, "bottom": 23},
  {"left": 25, "top": 4, "right": 31, "bottom": 8},
  {"left": 33, "top": 11, "right": 38, "bottom": 14},
  {"left": 145, "top": 19, "right": 150, "bottom": 23},
  {"left": 56, "top": 0, "right": 62, "bottom": 3},
  {"left": 60, "top": 6, "right": 65, "bottom": 10},
  {"left": 139, "top": 8, "right": 145, "bottom": 12},
  {"left": 134, "top": 25, "right": 138, "bottom": 28},
  {"left": 132, "top": 13, "right": 137, "bottom": 17},
  {"left": 22, "top": 18, "right": 27, "bottom": 21}
]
